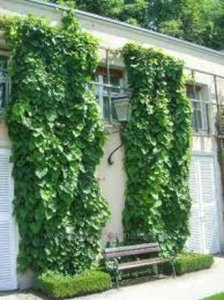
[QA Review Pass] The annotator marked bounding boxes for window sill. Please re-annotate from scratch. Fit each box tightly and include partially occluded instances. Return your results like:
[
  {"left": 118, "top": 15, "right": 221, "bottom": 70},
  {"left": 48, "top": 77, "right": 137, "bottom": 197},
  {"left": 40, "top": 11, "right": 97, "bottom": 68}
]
[{"left": 103, "top": 120, "right": 122, "bottom": 132}]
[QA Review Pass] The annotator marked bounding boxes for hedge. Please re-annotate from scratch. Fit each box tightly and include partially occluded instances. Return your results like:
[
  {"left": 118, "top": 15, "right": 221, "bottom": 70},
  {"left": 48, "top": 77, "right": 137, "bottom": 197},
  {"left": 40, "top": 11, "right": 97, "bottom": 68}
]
[
  {"left": 165, "top": 252, "right": 214, "bottom": 275},
  {"left": 34, "top": 270, "right": 112, "bottom": 298}
]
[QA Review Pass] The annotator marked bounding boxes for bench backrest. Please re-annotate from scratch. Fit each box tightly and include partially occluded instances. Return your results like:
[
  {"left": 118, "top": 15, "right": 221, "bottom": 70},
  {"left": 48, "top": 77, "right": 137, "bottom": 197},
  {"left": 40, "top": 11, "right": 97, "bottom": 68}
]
[{"left": 104, "top": 243, "right": 160, "bottom": 258}]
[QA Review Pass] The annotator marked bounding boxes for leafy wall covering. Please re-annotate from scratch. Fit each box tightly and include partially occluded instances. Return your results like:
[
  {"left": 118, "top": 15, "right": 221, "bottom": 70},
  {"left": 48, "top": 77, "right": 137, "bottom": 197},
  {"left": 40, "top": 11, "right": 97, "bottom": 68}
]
[
  {"left": 122, "top": 43, "right": 192, "bottom": 259},
  {"left": 0, "top": 13, "right": 110, "bottom": 274}
]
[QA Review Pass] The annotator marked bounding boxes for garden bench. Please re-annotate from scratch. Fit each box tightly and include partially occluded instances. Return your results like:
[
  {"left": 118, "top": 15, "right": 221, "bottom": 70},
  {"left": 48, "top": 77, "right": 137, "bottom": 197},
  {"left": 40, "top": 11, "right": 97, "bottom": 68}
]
[{"left": 104, "top": 242, "right": 175, "bottom": 287}]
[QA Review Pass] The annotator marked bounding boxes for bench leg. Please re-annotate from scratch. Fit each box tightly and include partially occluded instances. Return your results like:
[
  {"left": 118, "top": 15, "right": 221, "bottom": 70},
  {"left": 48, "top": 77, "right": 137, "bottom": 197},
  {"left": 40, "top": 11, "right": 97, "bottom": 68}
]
[
  {"left": 115, "top": 266, "right": 120, "bottom": 288},
  {"left": 153, "top": 264, "right": 159, "bottom": 276},
  {"left": 171, "top": 262, "right": 176, "bottom": 278}
]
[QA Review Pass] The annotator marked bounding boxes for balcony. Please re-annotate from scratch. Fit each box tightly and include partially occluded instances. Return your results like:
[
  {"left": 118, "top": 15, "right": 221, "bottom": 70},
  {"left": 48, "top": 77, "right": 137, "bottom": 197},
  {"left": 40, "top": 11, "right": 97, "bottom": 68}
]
[{"left": 192, "top": 101, "right": 224, "bottom": 137}]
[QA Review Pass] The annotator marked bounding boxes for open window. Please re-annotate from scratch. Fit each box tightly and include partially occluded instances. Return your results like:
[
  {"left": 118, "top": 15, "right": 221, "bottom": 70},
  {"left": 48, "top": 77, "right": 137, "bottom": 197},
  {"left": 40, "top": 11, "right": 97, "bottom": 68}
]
[
  {"left": 93, "top": 67, "right": 126, "bottom": 121},
  {"left": 186, "top": 83, "right": 210, "bottom": 133}
]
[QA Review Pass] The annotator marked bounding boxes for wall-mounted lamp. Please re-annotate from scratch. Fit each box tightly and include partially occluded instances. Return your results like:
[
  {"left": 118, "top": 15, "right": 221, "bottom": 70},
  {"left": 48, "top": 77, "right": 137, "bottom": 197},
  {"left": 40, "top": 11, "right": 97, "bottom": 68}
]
[
  {"left": 107, "top": 95, "right": 131, "bottom": 165},
  {"left": 113, "top": 95, "right": 131, "bottom": 122}
]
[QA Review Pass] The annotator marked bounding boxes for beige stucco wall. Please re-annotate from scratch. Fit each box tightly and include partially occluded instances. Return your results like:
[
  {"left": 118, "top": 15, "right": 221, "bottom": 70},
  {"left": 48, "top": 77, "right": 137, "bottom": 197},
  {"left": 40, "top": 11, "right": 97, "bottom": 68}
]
[
  {"left": 97, "top": 126, "right": 126, "bottom": 245},
  {"left": 0, "top": 0, "right": 224, "bottom": 288}
]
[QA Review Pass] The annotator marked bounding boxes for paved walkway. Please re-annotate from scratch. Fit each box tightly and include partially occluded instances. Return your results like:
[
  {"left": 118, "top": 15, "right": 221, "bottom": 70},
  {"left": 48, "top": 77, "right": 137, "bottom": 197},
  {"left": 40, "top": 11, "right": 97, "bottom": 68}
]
[{"left": 1, "top": 257, "right": 224, "bottom": 300}]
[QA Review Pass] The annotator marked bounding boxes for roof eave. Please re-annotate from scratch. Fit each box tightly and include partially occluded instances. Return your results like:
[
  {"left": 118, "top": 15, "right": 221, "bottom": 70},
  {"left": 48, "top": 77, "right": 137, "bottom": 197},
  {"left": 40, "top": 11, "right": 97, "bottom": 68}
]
[{"left": 22, "top": 0, "right": 224, "bottom": 60}]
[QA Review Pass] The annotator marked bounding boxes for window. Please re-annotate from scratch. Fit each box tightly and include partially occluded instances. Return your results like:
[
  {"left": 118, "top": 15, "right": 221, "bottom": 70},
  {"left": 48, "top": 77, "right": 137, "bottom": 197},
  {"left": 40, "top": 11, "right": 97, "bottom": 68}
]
[
  {"left": 0, "top": 57, "right": 8, "bottom": 110},
  {"left": 186, "top": 84, "right": 209, "bottom": 133},
  {"left": 93, "top": 67, "right": 125, "bottom": 121}
]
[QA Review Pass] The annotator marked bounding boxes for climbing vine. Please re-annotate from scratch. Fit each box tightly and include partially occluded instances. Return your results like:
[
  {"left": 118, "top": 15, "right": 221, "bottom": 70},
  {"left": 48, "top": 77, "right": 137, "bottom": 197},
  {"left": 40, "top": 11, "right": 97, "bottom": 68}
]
[
  {"left": 122, "top": 43, "right": 192, "bottom": 258},
  {"left": 0, "top": 13, "right": 110, "bottom": 274}
]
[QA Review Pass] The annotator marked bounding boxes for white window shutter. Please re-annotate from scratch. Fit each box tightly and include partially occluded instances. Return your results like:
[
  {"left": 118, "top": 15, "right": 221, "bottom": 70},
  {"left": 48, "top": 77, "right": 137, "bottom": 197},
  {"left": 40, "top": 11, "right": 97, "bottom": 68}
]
[
  {"left": 187, "top": 155, "right": 220, "bottom": 255},
  {"left": 187, "top": 159, "right": 203, "bottom": 252},
  {"left": 199, "top": 158, "right": 220, "bottom": 254},
  {"left": 189, "top": 158, "right": 200, "bottom": 204},
  {"left": 187, "top": 209, "right": 203, "bottom": 252},
  {"left": 0, "top": 149, "right": 17, "bottom": 291}
]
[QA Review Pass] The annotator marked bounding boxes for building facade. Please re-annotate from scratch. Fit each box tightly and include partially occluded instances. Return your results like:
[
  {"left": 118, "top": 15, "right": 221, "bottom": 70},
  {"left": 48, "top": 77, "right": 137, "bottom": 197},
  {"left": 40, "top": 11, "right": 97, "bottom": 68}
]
[{"left": 0, "top": 0, "right": 224, "bottom": 291}]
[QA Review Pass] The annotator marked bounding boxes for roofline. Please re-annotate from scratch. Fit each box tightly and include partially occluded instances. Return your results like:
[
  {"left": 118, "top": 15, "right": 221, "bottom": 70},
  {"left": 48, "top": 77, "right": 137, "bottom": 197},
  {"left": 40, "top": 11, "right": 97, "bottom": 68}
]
[{"left": 24, "top": 0, "right": 224, "bottom": 60}]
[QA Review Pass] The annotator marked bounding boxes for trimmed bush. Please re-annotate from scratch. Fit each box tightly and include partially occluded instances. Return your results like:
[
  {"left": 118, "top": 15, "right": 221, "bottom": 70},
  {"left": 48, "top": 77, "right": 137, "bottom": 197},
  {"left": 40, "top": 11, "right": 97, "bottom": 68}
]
[
  {"left": 34, "top": 270, "right": 112, "bottom": 298},
  {"left": 165, "top": 252, "right": 214, "bottom": 275},
  {"left": 175, "top": 253, "right": 214, "bottom": 275}
]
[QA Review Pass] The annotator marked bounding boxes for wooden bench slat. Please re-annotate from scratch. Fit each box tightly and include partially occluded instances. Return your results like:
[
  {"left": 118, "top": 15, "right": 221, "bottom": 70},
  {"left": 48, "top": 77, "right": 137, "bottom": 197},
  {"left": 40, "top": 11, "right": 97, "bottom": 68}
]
[
  {"left": 118, "top": 257, "right": 167, "bottom": 271},
  {"left": 105, "top": 243, "right": 159, "bottom": 256},
  {"left": 105, "top": 247, "right": 160, "bottom": 258}
]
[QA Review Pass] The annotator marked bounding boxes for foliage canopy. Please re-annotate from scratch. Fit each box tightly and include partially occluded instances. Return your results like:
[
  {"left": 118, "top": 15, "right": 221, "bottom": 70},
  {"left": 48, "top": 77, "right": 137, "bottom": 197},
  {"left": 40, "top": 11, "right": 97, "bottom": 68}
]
[{"left": 49, "top": 0, "right": 224, "bottom": 50}]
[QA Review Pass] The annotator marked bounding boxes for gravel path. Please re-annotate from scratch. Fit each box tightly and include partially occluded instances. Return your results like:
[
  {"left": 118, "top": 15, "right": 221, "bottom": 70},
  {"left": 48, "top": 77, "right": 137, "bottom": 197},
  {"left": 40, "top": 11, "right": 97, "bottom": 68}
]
[{"left": 1, "top": 257, "right": 224, "bottom": 300}]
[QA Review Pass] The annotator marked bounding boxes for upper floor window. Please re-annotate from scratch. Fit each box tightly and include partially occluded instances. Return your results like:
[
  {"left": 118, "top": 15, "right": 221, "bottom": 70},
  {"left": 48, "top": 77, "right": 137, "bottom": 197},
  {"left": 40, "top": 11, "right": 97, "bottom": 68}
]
[
  {"left": 0, "top": 56, "right": 8, "bottom": 110},
  {"left": 186, "top": 83, "right": 209, "bottom": 133},
  {"left": 93, "top": 67, "right": 125, "bottom": 121}
]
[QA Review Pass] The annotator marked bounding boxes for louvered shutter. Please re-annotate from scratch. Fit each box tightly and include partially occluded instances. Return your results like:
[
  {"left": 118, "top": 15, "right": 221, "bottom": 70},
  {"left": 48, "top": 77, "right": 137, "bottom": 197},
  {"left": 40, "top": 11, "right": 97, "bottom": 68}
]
[
  {"left": 187, "top": 158, "right": 203, "bottom": 252},
  {"left": 187, "top": 155, "right": 220, "bottom": 254},
  {"left": 0, "top": 148, "right": 17, "bottom": 291},
  {"left": 199, "top": 157, "right": 220, "bottom": 254}
]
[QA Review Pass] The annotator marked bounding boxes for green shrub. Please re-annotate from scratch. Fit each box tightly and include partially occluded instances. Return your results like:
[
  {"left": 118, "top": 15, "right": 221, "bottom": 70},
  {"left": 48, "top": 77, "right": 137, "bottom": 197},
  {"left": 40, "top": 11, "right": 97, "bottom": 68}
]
[
  {"left": 34, "top": 270, "right": 112, "bottom": 298},
  {"left": 165, "top": 252, "right": 214, "bottom": 275},
  {"left": 176, "top": 253, "right": 214, "bottom": 275}
]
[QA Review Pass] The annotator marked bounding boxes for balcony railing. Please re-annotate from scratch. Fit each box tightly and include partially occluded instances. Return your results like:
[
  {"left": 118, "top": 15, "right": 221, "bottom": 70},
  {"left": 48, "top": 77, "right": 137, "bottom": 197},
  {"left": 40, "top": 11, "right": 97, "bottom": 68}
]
[
  {"left": 216, "top": 104, "right": 224, "bottom": 137},
  {"left": 0, "top": 66, "right": 9, "bottom": 110},
  {"left": 192, "top": 101, "right": 224, "bottom": 137}
]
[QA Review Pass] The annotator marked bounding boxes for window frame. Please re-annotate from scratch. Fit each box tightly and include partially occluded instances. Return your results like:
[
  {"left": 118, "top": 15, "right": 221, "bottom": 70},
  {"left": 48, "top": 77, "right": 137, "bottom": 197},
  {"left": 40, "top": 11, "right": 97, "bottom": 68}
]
[
  {"left": 0, "top": 54, "right": 10, "bottom": 111},
  {"left": 93, "top": 67, "right": 126, "bottom": 122},
  {"left": 186, "top": 83, "right": 210, "bottom": 134}
]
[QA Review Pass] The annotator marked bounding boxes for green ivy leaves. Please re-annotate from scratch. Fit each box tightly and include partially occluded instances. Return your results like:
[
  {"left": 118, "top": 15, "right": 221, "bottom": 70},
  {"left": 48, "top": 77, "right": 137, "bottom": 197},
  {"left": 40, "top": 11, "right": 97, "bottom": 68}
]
[
  {"left": 2, "top": 12, "right": 109, "bottom": 274},
  {"left": 122, "top": 43, "right": 192, "bottom": 259}
]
